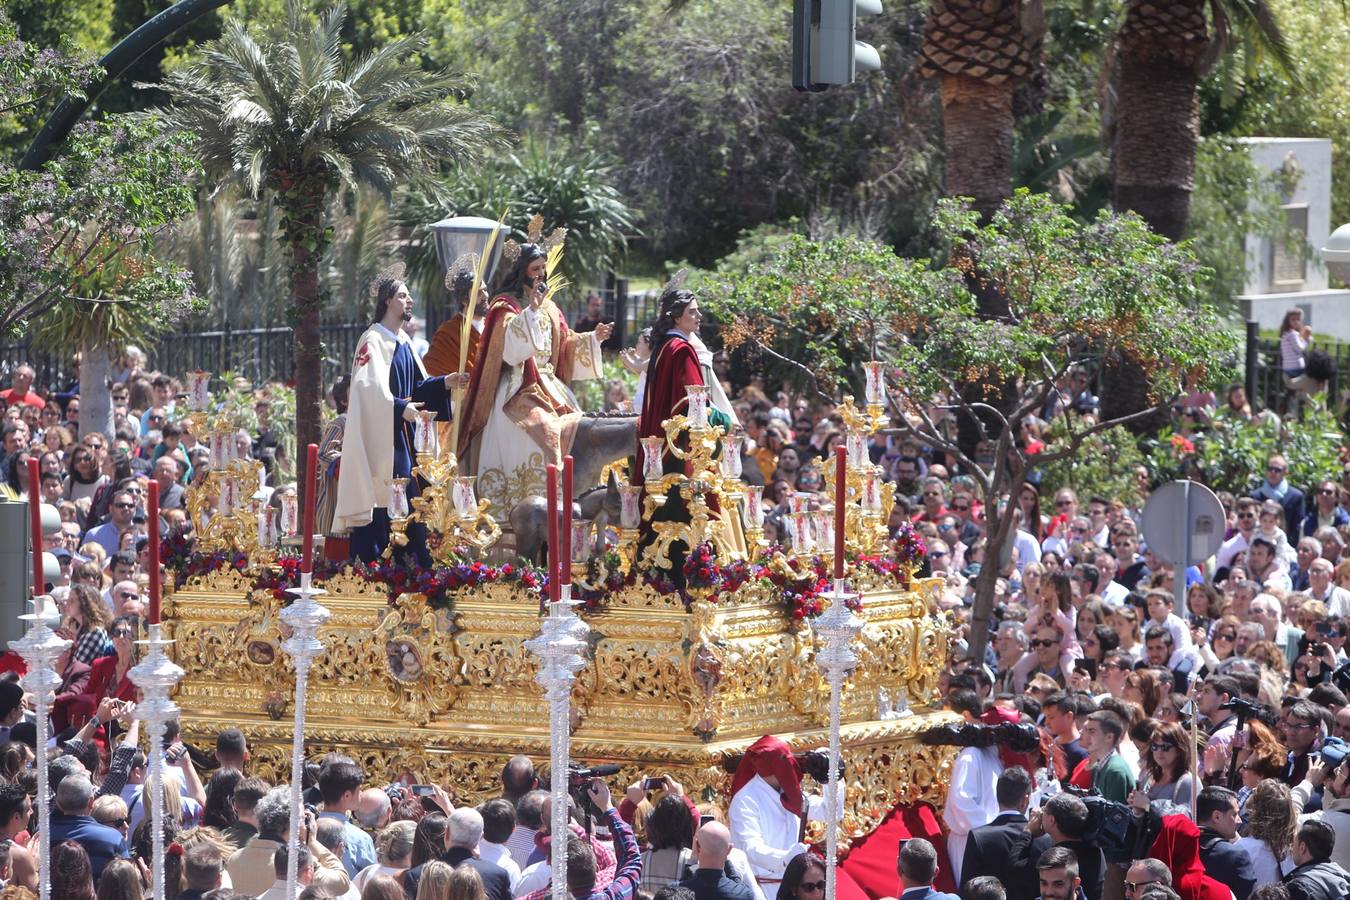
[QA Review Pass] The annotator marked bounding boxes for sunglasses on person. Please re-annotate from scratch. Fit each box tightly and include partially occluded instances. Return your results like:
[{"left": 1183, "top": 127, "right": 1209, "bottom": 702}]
[
  {"left": 1149, "top": 742, "right": 1177, "bottom": 753},
  {"left": 1269, "top": 465, "right": 1287, "bottom": 473},
  {"left": 1031, "top": 638, "right": 1060, "bottom": 648},
  {"left": 1126, "top": 881, "right": 1162, "bottom": 895},
  {"left": 952, "top": 503, "right": 970, "bottom": 511},
  {"left": 113, "top": 502, "right": 135, "bottom": 510},
  {"left": 111, "top": 627, "right": 133, "bottom": 638},
  {"left": 1238, "top": 512, "right": 1255, "bottom": 519}
]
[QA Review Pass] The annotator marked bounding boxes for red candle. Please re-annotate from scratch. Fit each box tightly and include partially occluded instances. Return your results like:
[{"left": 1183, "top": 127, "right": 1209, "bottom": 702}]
[
  {"left": 546, "top": 464, "right": 559, "bottom": 603},
  {"left": 834, "top": 445, "right": 846, "bottom": 581},
  {"left": 148, "top": 479, "right": 161, "bottom": 625},
  {"left": 301, "top": 442, "right": 318, "bottom": 574},
  {"left": 562, "top": 456, "right": 574, "bottom": 585},
  {"left": 26, "top": 456, "right": 41, "bottom": 598}
]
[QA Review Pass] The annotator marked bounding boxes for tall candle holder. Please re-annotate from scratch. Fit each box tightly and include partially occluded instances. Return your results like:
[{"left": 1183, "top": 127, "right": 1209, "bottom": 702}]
[
  {"left": 281, "top": 573, "right": 330, "bottom": 899},
  {"left": 813, "top": 580, "right": 864, "bottom": 900},
  {"left": 640, "top": 385, "right": 748, "bottom": 573},
  {"left": 129, "top": 624, "right": 186, "bottom": 900},
  {"left": 10, "top": 600, "right": 68, "bottom": 900},
  {"left": 524, "top": 588, "right": 590, "bottom": 900},
  {"left": 185, "top": 412, "right": 265, "bottom": 556},
  {"left": 395, "top": 409, "right": 501, "bottom": 562}
]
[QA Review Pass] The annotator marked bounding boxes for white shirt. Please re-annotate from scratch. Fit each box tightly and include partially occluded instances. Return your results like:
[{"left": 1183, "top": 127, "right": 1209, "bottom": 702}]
[
  {"left": 515, "top": 860, "right": 549, "bottom": 898},
  {"left": 1012, "top": 530, "right": 1042, "bottom": 572},
  {"left": 480, "top": 840, "right": 522, "bottom": 890},
  {"left": 1235, "top": 836, "right": 1291, "bottom": 887},
  {"left": 942, "top": 745, "right": 1001, "bottom": 886},
  {"left": 1314, "top": 584, "right": 1350, "bottom": 618},
  {"left": 728, "top": 774, "right": 842, "bottom": 900},
  {"left": 1100, "top": 580, "right": 1129, "bottom": 605}
]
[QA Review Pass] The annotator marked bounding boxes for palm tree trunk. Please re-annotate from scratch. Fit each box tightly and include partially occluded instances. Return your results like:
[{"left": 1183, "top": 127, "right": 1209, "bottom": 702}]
[
  {"left": 941, "top": 75, "right": 1015, "bottom": 223},
  {"left": 285, "top": 176, "right": 327, "bottom": 511},
  {"left": 80, "top": 340, "right": 115, "bottom": 440},
  {"left": 1112, "top": 53, "right": 1199, "bottom": 242}
]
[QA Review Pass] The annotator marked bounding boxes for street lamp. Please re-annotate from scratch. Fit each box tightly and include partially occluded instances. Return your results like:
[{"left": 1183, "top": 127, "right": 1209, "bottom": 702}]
[
  {"left": 1321, "top": 222, "right": 1350, "bottom": 283},
  {"left": 427, "top": 216, "right": 511, "bottom": 280}
]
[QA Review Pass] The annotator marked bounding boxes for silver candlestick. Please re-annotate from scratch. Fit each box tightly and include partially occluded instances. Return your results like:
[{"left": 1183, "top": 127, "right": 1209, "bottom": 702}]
[
  {"left": 129, "top": 623, "right": 186, "bottom": 900},
  {"left": 525, "top": 585, "right": 590, "bottom": 900},
  {"left": 281, "top": 571, "right": 330, "bottom": 900},
  {"left": 10, "top": 600, "right": 68, "bottom": 900},
  {"left": 813, "top": 579, "right": 863, "bottom": 900}
]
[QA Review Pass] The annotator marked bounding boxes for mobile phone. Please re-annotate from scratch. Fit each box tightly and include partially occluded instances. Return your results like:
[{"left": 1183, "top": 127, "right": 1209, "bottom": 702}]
[
  {"left": 411, "top": 784, "right": 437, "bottom": 797},
  {"left": 643, "top": 777, "right": 664, "bottom": 791},
  {"left": 699, "top": 814, "right": 715, "bottom": 826}
]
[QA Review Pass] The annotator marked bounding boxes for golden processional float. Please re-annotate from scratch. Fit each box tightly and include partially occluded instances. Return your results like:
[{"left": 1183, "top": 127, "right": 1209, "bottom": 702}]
[{"left": 163, "top": 357, "right": 960, "bottom": 850}]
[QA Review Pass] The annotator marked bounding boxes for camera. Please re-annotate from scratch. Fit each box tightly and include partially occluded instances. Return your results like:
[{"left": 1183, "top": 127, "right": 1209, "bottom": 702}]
[
  {"left": 566, "top": 762, "right": 621, "bottom": 790},
  {"left": 1218, "top": 697, "right": 1264, "bottom": 720}
]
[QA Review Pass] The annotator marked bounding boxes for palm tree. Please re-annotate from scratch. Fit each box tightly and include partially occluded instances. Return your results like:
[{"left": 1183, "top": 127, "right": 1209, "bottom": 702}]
[
  {"left": 918, "top": 0, "right": 1043, "bottom": 222},
  {"left": 153, "top": 0, "right": 508, "bottom": 466},
  {"left": 1103, "top": 0, "right": 1301, "bottom": 425},
  {"left": 1110, "top": 0, "right": 1297, "bottom": 242}
]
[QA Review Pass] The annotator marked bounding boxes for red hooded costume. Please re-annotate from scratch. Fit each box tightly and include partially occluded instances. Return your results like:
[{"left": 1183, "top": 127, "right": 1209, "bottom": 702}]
[
  {"left": 729, "top": 735, "right": 805, "bottom": 816},
  {"left": 1148, "top": 814, "right": 1231, "bottom": 900}
]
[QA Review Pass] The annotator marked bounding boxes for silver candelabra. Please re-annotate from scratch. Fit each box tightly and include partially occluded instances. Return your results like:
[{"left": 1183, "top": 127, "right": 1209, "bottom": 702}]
[
  {"left": 10, "top": 600, "right": 68, "bottom": 900},
  {"left": 281, "top": 572, "right": 331, "bottom": 900},
  {"left": 524, "top": 585, "right": 590, "bottom": 900},
  {"left": 813, "top": 579, "right": 863, "bottom": 900},
  {"left": 129, "top": 623, "right": 187, "bottom": 900}
]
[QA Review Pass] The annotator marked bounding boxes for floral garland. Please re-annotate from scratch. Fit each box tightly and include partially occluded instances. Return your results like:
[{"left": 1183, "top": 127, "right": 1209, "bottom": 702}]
[
  {"left": 163, "top": 532, "right": 540, "bottom": 611},
  {"left": 161, "top": 521, "right": 925, "bottom": 618}
]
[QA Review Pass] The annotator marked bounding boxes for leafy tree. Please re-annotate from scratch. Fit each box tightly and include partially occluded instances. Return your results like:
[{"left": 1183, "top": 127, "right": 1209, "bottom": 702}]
[
  {"left": 702, "top": 190, "right": 1237, "bottom": 660},
  {"left": 152, "top": 0, "right": 509, "bottom": 467},
  {"left": 398, "top": 137, "right": 638, "bottom": 313},
  {"left": 0, "top": 12, "right": 199, "bottom": 438}
]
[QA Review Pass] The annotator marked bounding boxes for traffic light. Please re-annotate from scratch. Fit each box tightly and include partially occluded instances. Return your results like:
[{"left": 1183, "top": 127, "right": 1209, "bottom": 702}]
[{"left": 793, "top": 0, "right": 883, "bottom": 91}]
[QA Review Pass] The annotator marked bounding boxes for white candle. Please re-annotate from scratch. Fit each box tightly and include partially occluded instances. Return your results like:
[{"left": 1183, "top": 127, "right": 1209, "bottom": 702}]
[
  {"left": 685, "top": 384, "right": 710, "bottom": 428},
  {"left": 280, "top": 493, "right": 299, "bottom": 536},
  {"left": 389, "top": 479, "right": 410, "bottom": 520},
  {"left": 862, "top": 471, "right": 882, "bottom": 512},
  {"left": 189, "top": 371, "right": 211, "bottom": 412},
  {"left": 619, "top": 485, "right": 643, "bottom": 530},
  {"left": 257, "top": 508, "right": 276, "bottom": 547},
  {"left": 743, "top": 485, "right": 764, "bottom": 529},
  {"left": 452, "top": 476, "right": 477, "bottom": 517},
  {"left": 641, "top": 436, "right": 665, "bottom": 482},
  {"left": 864, "top": 361, "right": 885, "bottom": 405},
  {"left": 789, "top": 492, "right": 811, "bottom": 516},
  {"left": 414, "top": 411, "right": 437, "bottom": 455},
  {"left": 814, "top": 510, "right": 835, "bottom": 551},
  {"left": 221, "top": 477, "right": 236, "bottom": 515},
  {"left": 571, "top": 520, "right": 594, "bottom": 564},
  {"left": 846, "top": 431, "right": 868, "bottom": 469},
  {"left": 721, "top": 434, "right": 744, "bottom": 478}
]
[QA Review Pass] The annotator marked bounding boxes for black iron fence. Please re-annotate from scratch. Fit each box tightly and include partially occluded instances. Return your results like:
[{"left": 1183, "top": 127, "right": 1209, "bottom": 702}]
[
  {"left": 1246, "top": 322, "right": 1350, "bottom": 417},
  {"left": 0, "top": 322, "right": 371, "bottom": 390}
]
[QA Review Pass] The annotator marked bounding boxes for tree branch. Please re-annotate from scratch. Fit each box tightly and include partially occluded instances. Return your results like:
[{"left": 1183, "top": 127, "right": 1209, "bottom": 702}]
[{"left": 748, "top": 339, "right": 832, "bottom": 405}]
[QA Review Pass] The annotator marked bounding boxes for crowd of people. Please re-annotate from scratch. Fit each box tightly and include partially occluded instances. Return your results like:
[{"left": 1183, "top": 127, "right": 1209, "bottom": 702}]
[
  {"left": 5, "top": 281, "right": 1350, "bottom": 900},
  {"left": 0, "top": 707, "right": 866, "bottom": 900}
]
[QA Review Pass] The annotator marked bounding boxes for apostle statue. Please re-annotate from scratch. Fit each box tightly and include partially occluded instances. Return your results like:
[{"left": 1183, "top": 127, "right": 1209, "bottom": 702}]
[
  {"left": 334, "top": 264, "right": 468, "bottom": 564},
  {"left": 423, "top": 258, "right": 488, "bottom": 377},
  {"left": 456, "top": 218, "right": 612, "bottom": 516}
]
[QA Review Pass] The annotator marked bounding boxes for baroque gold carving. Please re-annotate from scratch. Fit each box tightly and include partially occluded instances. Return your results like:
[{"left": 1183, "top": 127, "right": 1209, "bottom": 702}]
[{"left": 170, "top": 568, "right": 957, "bottom": 847}]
